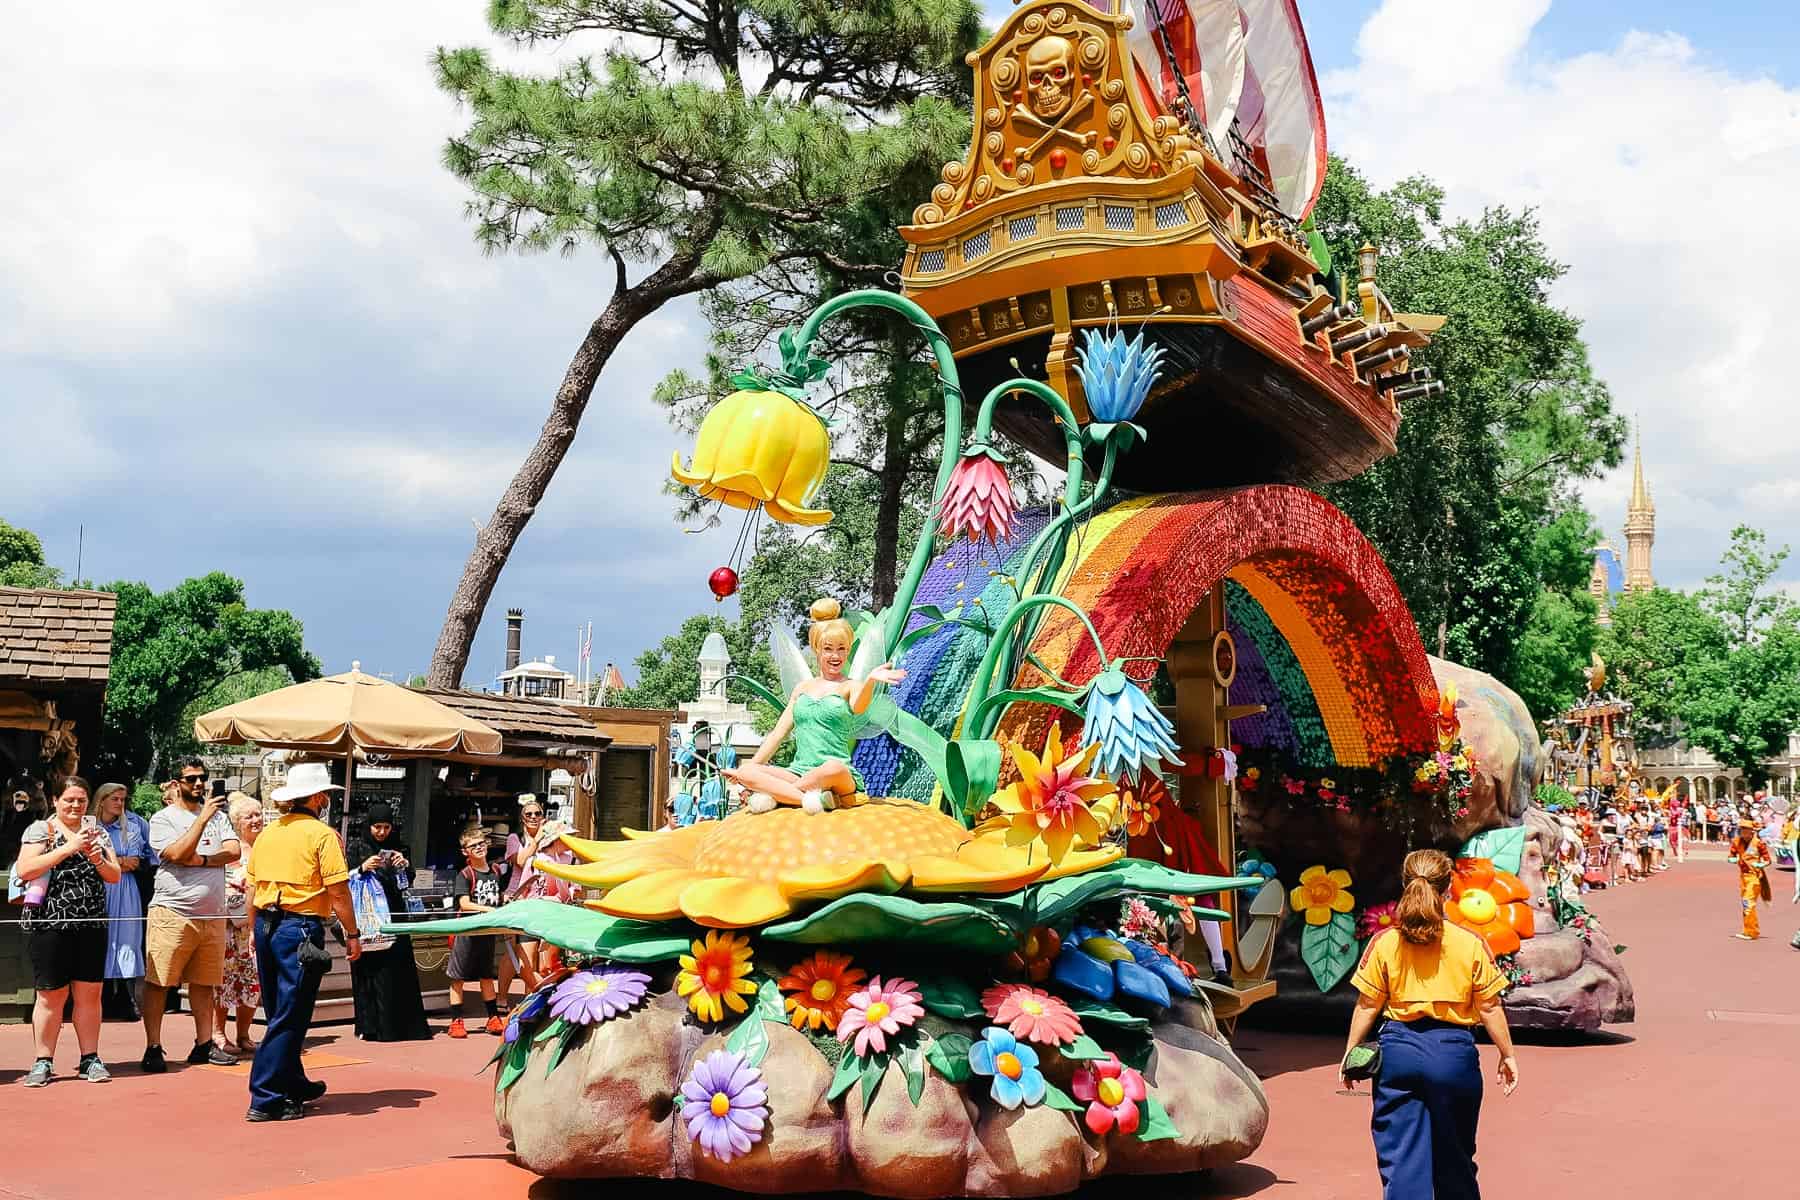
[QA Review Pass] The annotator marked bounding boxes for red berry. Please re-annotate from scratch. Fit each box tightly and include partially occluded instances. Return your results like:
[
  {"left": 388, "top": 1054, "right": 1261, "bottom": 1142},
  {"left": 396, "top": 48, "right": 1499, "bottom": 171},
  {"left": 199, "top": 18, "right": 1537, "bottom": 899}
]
[
  {"left": 1049, "top": 148, "right": 1067, "bottom": 170},
  {"left": 708, "top": 566, "right": 739, "bottom": 600}
]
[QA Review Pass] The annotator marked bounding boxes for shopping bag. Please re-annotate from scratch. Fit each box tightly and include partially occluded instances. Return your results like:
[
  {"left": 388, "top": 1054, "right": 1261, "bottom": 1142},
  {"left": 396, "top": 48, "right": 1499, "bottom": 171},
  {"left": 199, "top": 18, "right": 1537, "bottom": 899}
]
[{"left": 347, "top": 871, "right": 397, "bottom": 953}]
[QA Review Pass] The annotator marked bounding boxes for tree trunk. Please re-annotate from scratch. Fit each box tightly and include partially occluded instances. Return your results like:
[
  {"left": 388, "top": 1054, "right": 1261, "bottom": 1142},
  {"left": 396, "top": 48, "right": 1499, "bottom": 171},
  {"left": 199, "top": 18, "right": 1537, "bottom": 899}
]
[
  {"left": 869, "top": 376, "right": 910, "bottom": 609},
  {"left": 426, "top": 289, "right": 657, "bottom": 688}
]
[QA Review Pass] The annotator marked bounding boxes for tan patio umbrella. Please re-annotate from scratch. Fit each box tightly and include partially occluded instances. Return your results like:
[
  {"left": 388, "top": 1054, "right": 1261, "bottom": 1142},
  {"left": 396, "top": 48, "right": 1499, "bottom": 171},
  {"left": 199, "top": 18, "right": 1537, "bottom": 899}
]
[{"left": 194, "top": 664, "right": 502, "bottom": 833}]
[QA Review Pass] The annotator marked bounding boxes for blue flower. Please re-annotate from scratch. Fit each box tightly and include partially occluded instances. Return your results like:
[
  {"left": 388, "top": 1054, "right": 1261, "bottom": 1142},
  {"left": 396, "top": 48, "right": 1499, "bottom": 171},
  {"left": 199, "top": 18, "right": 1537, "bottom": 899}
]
[
  {"left": 1081, "top": 665, "right": 1181, "bottom": 784},
  {"left": 716, "top": 744, "right": 739, "bottom": 769},
  {"left": 1051, "top": 944, "right": 1115, "bottom": 1001},
  {"left": 1075, "top": 328, "right": 1166, "bottom": 423},
  {"left": 968, "top": 1026, "right": 1046, "bottom": 1109},
  {"left": 699, "top": 777, "right": 726, "bottom": 820}
]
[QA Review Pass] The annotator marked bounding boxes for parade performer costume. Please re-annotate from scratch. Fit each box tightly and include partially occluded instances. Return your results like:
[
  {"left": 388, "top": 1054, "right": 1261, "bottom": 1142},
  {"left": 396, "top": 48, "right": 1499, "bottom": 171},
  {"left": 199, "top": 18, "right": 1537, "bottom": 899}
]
[
  {"left": 724, "top": 598, "right": 904, "bottom": 813},
  {"left": 1730, "top": 817, "right": 1771, "bottom": 940}
]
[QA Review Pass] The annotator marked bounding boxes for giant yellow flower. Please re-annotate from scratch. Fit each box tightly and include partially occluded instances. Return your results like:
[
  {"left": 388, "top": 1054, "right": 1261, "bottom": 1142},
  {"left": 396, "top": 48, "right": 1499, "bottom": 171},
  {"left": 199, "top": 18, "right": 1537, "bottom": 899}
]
[
  {"left": 540, "top": 797, "right": 1121, "bottom": 930},
  {"left": 1290, "top": 865, "right": 1354, "bottom": 926},
  {"left": 671, "top": 388, "right": 833, "bottom": 526}
]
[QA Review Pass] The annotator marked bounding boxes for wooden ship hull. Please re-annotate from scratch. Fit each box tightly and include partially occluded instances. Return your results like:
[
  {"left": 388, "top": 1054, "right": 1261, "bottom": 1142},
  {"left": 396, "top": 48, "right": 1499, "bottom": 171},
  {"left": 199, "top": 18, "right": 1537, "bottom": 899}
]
[{"left": 898, "top": 0, "right": 1440, "bottom": 491}]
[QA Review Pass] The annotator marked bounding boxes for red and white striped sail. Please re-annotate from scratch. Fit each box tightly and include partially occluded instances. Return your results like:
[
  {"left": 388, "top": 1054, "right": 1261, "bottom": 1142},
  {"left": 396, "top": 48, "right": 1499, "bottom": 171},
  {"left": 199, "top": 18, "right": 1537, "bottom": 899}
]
[{"left": 1125, "top": 0, "right": 1327, "bottom": 220}]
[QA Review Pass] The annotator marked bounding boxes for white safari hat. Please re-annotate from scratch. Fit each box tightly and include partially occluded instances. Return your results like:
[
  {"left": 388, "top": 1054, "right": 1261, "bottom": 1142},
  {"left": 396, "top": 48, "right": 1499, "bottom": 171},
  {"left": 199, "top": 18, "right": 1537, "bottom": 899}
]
[{"left": 271, "top": 761, "right": 345, "bottom": 804}]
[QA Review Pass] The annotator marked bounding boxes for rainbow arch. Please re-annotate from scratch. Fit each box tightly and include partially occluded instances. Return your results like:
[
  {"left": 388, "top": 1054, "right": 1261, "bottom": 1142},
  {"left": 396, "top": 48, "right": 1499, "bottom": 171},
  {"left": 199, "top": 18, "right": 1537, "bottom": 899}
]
[{"left": 852, "top": 486, "right": 1439, "bottom": 799}]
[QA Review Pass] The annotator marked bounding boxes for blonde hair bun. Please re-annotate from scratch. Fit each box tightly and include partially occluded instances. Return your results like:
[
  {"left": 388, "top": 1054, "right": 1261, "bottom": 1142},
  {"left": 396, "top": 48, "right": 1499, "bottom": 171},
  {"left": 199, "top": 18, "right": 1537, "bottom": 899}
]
[{"left": 809, "top": 598, "right": 842, "bottom": 622}]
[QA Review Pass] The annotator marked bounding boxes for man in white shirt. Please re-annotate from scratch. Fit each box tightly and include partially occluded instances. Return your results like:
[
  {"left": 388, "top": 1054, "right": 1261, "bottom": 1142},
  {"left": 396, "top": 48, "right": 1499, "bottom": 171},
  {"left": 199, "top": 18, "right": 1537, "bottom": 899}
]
[{"left": 141, "top": 759, "right": 240, "bottom": 1072}]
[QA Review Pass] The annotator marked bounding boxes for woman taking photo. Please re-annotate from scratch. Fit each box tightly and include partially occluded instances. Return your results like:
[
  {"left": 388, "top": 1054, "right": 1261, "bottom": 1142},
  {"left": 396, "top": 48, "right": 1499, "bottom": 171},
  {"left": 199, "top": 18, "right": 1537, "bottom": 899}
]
[
  {"left": 1342, "top": 849, "right": 1519, "bottom": 1199},
  {"left": 346, "top": 803, "right": 432, "bottom": 1041},
  {"left": 93, "top": 782, "right": 152, "bottom": 1021},
  {"left": 14, "top": 776, "right": 121, "bottom": 1086},
  {"left": 496, "top": 794, "right": 571, "bottom": 1004}
]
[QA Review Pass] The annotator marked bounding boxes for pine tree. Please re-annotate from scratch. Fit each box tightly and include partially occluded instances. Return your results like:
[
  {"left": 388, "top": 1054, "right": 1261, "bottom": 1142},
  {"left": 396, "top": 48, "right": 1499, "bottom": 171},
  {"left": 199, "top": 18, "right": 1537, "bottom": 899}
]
[{"left": 425, "top": 0, "right": 982, "bottom": 686}]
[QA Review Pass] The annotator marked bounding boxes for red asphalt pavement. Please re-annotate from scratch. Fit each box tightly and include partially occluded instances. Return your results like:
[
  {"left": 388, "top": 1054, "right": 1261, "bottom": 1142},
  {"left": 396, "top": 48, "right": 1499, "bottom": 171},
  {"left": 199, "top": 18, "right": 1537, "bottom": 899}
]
[{"left": 3, "top": 850, "right": 1795, "bottom": 1200}]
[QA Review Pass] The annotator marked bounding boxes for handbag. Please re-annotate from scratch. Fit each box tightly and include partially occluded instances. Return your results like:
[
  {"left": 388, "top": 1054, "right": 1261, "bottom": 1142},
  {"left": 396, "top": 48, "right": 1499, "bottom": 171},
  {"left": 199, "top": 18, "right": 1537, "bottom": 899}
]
[{"left": 1341, "top": 1042, "right": 1382, "bottom": 1082}]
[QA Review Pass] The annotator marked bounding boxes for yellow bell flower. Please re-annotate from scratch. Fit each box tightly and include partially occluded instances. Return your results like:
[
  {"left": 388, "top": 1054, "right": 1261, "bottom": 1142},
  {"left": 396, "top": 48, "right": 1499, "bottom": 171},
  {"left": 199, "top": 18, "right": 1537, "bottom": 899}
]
[{"left": 671, "top": 388, "right": 833, "bottom": 526}]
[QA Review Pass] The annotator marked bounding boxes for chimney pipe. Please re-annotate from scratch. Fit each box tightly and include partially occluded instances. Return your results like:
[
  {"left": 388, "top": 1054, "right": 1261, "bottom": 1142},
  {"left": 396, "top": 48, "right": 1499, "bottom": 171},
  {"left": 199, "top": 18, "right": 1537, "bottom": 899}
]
[{"left": 505, "top": 608, "right": 523, "bottom": 673}]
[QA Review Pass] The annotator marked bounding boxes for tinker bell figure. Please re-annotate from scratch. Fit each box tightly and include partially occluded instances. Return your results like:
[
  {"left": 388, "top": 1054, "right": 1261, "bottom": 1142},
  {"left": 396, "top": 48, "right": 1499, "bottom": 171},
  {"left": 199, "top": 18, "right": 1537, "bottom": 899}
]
[{"left": 725, "top": 599, "right": 906, "bottom": 814}]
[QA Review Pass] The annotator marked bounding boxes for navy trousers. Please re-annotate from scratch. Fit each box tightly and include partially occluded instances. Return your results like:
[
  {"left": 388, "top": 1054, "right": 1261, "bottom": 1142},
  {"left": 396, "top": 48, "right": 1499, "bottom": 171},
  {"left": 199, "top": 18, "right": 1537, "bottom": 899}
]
[
  {"left": 249, "top": 910, "right": 325, "bottom": 1113},
  {"left": 1371, "top": 1017, "right": 1483, "bottom": 1199}
]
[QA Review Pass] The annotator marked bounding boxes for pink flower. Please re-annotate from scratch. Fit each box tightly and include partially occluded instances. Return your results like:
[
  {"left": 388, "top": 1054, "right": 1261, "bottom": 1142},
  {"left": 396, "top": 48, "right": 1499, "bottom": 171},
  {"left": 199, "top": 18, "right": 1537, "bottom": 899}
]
[
  {"left": 1070, "top": 1052, "right": 1147, "bottom": 1135},
  {"left": 1356, "top": 901, "right": 1400, "bottom": 940},
  {"left": 836, "top": 975, "right": 924, "bottom": 1056},
  {"left": 937, "top": 450, "right": 1014, "bottom": 544},
  {"left": 980, "top": 984, "right": 1084, "bottom": 1045}
]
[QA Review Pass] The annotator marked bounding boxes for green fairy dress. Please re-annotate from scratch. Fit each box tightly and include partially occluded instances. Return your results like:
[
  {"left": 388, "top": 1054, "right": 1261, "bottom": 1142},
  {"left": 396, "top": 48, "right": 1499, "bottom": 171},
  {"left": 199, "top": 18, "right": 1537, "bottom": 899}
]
[{"left": 789, "top": 690, "right": 868, "bottom": 792}]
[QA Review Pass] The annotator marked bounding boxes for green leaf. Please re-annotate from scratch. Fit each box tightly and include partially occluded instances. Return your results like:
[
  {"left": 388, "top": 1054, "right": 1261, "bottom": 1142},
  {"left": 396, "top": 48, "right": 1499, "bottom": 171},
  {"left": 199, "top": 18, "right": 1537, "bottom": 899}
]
[
  {"left": 945, "top": 738, "right": 1005, "bottom": 821},
  {"left": 924, "top": 1033, "right": 973, "bottom": 1083},
  {"left": 860, "top": 1052, "right": 889, "bottom": 1107},
  {"left": 826, "top": 1046, "right": 863, "bottom": 1102},
  {"left": 496, "top": 1036, "right": 532, "bottom": 1093},
  {"left": 725, "top": 1011, "right": 770, "bottom": 1067},
  {"left": 1136, "top": 1095, "right": 1180, "bottom": 1142},
  {"left": 1114, "top": 1032, "right": 1154, "bottom": 1073},
  {"left": 754, "top": 976, "right": 786, "bottom": 1021},
  {"left": 899, "top": 1040, "right": 927, "bottom": 1106},
  {"left": 1020, "top": 860, "right": 1245, "bottom": 929},
  {"left": 1066, "top": 997, "right": 1149, "bottom": 1031},
  {"left": 387, "top": 900, "right": 692, "bottom": 962},
  {"left": 479, "top": 1039, "right": 509, "bottom": 1072},
  {"left": 762, "top": 891, "right": 1022, "bottom": 954},
  {"left": 1299, "top": 911, "right": 1361, "bottom": 993},
  {"left": 532, "top": 1015, "right": 568, "bottom": 1045},
  {"left": 918, "top": 974, "right": 985, "bottom": 1020},
  {"left": 1061, "top": 1033, "right": 1109, "bottom": 1061},
  {"left": 1458, "top": 826, "right": 1528, "bottom": 876},
  {"left": 1042, "top": 1080, "right": 1085, "bottom": 1113},
  {"left": 544, "top": 1020, "right": 582, "bottom": 1076}
]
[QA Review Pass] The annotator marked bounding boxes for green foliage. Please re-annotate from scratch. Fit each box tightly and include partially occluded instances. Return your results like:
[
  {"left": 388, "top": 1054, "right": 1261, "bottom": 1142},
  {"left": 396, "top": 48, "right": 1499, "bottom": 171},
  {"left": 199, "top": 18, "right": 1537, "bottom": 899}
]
[
  {"left": 0, "top": 518, "right": 61, "bottom": 588},
  {"left": 129, "top": 782, "right": 165, "bottom": 818},
  {"left": 1600, "top": 528, "right": 1800, "bottom": 783},
  {"left": 95, "top": 574, "right": 320, "bottom": 781},
  {"left": 1314, "top": 157, "right": 1622, "bottom": 710}
]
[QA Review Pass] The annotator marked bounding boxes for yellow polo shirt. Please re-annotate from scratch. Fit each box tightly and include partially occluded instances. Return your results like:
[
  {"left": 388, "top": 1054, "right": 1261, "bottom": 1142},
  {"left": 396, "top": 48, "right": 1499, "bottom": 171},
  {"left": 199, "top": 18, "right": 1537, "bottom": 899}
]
[
  {"left": 246, "top": 812, "right": 350, "bottom": 917},
  {"left": 1350, "top": 923, "right": 1508, "bottom": 1026}
]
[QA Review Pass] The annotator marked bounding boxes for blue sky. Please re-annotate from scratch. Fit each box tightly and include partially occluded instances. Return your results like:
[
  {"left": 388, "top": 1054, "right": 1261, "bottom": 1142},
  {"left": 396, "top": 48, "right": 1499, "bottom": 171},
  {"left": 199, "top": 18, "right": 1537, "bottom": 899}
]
[{"left": 4, "top": 1, "right": 1799, "bottom": 688}]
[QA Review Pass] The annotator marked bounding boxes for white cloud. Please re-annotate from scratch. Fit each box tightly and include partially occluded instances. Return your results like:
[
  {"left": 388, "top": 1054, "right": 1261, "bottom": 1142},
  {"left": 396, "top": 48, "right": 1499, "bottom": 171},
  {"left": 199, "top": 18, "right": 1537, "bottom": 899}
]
[
  {"left": 0, "top": 2, "right": 724, "bottom": 678},
  {"left": 1325, "top": 0, "right": 1800, "bottom": 590}
]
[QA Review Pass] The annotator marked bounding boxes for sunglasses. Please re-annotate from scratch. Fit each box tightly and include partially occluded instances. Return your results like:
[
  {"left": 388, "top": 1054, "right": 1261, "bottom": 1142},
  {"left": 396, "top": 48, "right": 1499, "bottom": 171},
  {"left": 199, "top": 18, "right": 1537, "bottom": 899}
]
[
  {"left": 182, "top": 774, "right": 208, "bottom": 784},
  {"left": 522, "top": 810, "right": 545, "bottom": 819}
]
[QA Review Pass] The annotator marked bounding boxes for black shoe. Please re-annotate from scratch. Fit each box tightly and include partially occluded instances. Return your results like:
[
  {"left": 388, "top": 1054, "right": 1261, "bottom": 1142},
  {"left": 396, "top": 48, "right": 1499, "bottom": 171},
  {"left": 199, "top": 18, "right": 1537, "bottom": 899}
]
[
  {"left": 187, "top": 1041, "right": 236, "bottom": 1066},
  {"left": 245, "top": 1101, "right": 305, "bottom": 1123},
  {"left": 296, "top": 1079, "right": 327, "bottom": 1103},
  {"left": 141, "top": 1045, "right": 167, "bottom": 1074}
]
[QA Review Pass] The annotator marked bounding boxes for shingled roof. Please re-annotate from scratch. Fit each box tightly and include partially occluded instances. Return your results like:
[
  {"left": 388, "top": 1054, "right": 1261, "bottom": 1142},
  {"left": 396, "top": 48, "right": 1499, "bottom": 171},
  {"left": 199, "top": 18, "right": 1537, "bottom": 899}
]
[
  {"left": 411, "top": 686, "right": 611, "bottom": 751},
  {"left": 0, "top": 586, "right": 117, "bottom": 687}
]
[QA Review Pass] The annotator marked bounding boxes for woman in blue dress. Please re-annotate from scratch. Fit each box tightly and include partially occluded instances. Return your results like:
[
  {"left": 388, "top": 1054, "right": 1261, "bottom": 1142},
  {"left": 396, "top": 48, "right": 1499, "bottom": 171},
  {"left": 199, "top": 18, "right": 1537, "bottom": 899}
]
[{"left": 93, "top": 782, "right": 153, "bottom": 1021}]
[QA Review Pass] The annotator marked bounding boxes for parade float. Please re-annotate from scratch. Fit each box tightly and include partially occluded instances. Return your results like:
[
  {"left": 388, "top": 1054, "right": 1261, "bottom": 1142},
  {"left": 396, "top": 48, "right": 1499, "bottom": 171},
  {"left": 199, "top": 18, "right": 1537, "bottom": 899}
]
[{"left": 398, "top": 0, "right": 1629, "bottom": 1191}]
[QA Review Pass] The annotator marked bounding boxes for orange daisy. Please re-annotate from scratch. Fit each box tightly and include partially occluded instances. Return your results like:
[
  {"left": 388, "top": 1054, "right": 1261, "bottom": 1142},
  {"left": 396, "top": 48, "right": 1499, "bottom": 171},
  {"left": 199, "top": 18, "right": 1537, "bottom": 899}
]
[
  {"left": 777, "top": 950, "right": 866, "bottom": 1032},
  {"left": 1447, "top": 858, "right": 1535, "bottom": 957},
  {"left": 676, "top": 930, "right": 758, "bottom": 1022}
]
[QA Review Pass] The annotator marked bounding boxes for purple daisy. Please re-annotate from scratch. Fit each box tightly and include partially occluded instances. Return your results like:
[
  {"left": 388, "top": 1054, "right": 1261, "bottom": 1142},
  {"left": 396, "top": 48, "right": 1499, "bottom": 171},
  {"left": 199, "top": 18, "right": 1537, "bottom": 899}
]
[
  {"left": 549, "top": 966, "right": 651, "bottom": 1025},
  {"left": 680, "top": 1049, "right": 769, "bottom": 1162}
]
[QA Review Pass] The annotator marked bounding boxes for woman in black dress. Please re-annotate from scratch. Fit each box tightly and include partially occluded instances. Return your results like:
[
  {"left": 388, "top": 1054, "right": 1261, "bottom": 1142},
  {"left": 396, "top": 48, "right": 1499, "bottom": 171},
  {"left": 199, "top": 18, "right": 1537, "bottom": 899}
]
[{"left": 346, "top": 804, "right": 432, "bottom": 1041}]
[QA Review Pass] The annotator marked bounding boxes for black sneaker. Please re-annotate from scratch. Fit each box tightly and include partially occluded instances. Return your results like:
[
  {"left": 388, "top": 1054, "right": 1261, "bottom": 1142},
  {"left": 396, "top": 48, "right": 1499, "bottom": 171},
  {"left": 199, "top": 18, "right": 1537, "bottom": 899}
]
[
  {"left": 296, "top": 1079, "right": 327, "bottom": 1103},
  {"left": 140, "top": 1045, "right": 167, "bottom": 1074},
  {"left": 245, "top": 1101, "right": 305, "bottom": 1123},
  {"left": 188, "top": 1042, "right": 236, "bottom": 1066}
]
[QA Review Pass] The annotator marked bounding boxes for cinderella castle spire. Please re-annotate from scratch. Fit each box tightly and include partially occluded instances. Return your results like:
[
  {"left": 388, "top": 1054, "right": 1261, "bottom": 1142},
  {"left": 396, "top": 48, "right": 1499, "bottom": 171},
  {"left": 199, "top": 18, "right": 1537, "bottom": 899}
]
[{"left": 1623, "top": 427, "right": 1655, "bottom": 593}]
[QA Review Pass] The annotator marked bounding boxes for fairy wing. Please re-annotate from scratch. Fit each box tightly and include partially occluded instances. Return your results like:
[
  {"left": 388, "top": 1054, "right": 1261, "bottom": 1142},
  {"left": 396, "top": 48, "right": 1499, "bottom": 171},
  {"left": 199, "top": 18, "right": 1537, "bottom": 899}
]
[
  {"left": 848, "top": 606, "right": 892, "bottom": 682},
  {"left": 769, "top": 621, "right": 815, "bottom": 704}
]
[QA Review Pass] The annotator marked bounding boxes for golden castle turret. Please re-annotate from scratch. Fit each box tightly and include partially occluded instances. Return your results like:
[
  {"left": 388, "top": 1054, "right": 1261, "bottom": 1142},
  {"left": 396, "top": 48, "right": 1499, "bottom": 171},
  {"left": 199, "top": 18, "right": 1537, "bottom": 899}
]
[{"left": 1624, "top": 433, "right": 1655, "bottom": 592}]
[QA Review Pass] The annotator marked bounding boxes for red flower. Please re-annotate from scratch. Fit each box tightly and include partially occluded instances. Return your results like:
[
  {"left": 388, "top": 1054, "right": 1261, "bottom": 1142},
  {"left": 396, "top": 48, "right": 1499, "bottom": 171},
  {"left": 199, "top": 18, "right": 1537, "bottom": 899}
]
[
  {"left": 1070, "top": 1053, "right": 1147, "bottom": 1135},
  {"left": 937, "top": 450, "right": 1014, "bottom": 544}
]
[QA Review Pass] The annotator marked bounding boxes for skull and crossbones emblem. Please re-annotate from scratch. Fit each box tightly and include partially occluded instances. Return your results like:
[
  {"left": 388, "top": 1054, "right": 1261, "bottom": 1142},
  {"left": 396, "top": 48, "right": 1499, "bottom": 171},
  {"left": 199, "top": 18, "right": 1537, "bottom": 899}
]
[{"left": 1012, "top": 35, "right": 1095, "bottom": 162}]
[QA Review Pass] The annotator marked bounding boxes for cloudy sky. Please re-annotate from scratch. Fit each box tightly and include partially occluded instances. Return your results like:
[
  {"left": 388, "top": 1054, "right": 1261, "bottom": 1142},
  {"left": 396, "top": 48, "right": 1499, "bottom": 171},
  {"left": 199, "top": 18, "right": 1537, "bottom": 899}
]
[{"left": 3, "top": 1, "right": 1797, "bottom": 685}]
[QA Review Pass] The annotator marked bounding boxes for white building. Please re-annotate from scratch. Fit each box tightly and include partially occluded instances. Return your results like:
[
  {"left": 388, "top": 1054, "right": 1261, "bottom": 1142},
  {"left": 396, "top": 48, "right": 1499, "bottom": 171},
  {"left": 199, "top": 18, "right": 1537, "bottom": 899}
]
[{"left": 671, "top": 631, "right": 765, "bottom": 765}]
